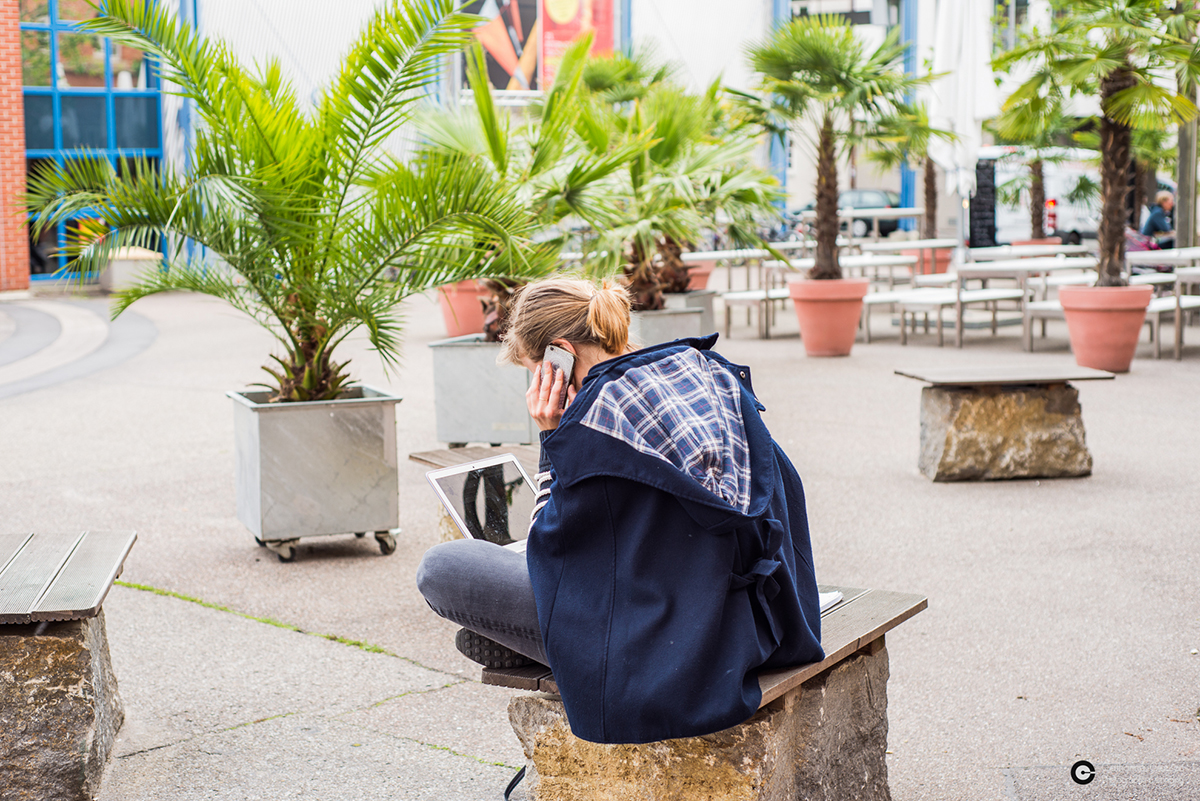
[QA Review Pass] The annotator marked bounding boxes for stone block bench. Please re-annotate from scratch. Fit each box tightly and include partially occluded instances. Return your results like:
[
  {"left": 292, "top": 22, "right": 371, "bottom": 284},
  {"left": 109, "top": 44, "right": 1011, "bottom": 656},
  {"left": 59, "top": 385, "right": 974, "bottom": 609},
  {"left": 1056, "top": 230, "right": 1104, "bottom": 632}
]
[
  {"left": 0, "top": 530, "right": 135, "bottom": 801},
  {"left": 895, "top": 366, "right": 1114, "bottom": 481},
  {"left": 483, "top": 585, "right": 927, "bottom": 801}
]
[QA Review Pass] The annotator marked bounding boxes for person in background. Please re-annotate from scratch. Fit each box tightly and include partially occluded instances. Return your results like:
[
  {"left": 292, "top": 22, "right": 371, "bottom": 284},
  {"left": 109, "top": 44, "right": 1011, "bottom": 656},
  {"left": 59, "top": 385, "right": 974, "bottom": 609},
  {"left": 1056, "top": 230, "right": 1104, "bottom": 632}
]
[{"left": 1142, "top": 190, "right": 1176, "bottom": 249}]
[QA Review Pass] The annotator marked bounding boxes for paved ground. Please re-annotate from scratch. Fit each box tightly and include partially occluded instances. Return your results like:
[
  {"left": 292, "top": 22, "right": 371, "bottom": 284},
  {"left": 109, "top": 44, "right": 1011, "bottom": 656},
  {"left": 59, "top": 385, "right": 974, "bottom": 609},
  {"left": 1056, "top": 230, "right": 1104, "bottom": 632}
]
[{"left": 1, "top": 274, "right": 1198, "bottom": 801}]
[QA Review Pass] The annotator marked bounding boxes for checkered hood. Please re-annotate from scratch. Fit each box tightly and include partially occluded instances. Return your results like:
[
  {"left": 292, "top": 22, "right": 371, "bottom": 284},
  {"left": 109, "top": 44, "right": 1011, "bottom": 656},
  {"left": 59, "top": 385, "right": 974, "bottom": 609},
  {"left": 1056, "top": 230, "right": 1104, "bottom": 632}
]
[{"left": 579, "top": 348, "right": 752, "bottom": 514}]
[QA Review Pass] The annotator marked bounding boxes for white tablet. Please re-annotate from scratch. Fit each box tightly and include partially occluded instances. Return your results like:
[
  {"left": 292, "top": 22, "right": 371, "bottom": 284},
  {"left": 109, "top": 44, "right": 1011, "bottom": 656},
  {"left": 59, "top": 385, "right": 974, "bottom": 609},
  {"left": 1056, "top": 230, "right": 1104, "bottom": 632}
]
[{"left": 426, "top": 454, "right": 537, "bottom": 552}]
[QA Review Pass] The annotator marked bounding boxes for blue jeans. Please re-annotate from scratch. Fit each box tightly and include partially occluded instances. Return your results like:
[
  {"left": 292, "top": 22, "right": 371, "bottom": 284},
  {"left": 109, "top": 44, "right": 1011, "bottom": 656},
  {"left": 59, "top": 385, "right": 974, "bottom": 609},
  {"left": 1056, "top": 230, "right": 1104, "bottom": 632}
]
[{"left": 415, "top": 538, "right": 548, "bottom": 665}]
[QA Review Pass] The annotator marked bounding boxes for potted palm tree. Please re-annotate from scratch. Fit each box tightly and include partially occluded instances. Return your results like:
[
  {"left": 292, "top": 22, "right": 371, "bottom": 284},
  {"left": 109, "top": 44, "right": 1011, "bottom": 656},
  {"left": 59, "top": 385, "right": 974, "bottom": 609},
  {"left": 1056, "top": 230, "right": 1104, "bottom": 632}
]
[
  {"left": 26, "top": 0, "right": 550, "bottom": 560},
  {"left": 994, "top": 0, "right": 1200, "bottom": 372},
  {"left": 749, "top": 16, "right": 924, "bottom": 356}
]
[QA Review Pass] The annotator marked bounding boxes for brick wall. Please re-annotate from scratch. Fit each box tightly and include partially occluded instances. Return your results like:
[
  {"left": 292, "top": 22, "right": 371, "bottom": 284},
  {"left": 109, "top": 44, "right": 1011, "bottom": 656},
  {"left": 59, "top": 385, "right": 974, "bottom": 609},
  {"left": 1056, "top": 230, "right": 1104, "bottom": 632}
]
[{"left": 0, "top": 4, "right": 28, "bottom": 291}]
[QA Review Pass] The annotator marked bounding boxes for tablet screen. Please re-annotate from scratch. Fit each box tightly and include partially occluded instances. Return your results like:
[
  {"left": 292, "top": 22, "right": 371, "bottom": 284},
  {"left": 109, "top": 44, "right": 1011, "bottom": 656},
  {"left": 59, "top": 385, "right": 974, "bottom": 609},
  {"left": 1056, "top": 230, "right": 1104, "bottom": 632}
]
[{"left": 429, "top": 457, "right": 535, "bottom": 546}]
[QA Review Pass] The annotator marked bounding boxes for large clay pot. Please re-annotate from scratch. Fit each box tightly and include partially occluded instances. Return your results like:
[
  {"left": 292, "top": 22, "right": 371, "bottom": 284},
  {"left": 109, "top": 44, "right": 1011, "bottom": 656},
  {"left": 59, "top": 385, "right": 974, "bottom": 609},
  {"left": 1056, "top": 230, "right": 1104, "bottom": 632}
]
[
  {"left": 788, "top": 278, "right": 871, "bottom": 357},
  {"left": 687, "top": 261, "right": 716, "bottom": 290},
  {"left": 437, "top": 279, "right": 488, "bottom": 337},
  {"left": 1059, "top": 285, "right": 1153, "bottom": 373}
]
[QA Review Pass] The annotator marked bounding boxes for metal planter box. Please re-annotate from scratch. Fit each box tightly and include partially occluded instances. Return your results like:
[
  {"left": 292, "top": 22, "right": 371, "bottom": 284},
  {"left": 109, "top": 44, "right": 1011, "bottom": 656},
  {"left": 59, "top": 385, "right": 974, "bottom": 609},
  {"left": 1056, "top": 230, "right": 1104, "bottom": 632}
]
[
  {"left": 228, "top": 385, "right": 401, "bottom": 553},
  {"left": 428, "top": 334, "right": 535, "bottom": 446},
  {"left": 630, "top": 307, "right": 704, "bottom": 347},
  {"left": 663, "top": 289, "right": 717, "bottom": 336}
]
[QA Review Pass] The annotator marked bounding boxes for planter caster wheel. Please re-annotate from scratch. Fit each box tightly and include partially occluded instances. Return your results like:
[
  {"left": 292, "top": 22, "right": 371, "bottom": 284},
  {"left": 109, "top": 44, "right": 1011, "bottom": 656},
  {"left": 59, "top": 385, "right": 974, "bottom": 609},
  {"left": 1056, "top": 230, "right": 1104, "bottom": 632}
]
[
  {"left": 354, "top": 532, "right": 367, "bottom": 539},
  {"left": 375, "top": 530, "right": 397, "bottom": 556},
  {"left": 263, "top": 539, "right": 300, "bottom": 563},
  {"left": 254, "top": 537, "right": 266, "bottom": 547}
]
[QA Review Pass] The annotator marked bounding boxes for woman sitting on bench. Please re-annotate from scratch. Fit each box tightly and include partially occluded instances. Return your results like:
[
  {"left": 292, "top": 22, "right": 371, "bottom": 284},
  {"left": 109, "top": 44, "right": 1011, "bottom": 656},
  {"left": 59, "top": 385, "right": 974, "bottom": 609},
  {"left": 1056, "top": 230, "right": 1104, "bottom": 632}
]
[{"left": 416, "top": 276, "right": 824, "bottom": 744}]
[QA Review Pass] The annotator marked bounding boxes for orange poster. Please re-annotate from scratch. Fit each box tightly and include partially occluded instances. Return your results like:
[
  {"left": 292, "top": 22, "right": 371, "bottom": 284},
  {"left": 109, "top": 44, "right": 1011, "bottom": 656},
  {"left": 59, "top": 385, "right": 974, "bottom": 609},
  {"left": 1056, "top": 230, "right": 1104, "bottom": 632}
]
[
  {"left": 466, "top": 0, "right": 541, "bottom": 91},
  {"left": 541, "top": 0, "right": 614, "bottom": 86}
]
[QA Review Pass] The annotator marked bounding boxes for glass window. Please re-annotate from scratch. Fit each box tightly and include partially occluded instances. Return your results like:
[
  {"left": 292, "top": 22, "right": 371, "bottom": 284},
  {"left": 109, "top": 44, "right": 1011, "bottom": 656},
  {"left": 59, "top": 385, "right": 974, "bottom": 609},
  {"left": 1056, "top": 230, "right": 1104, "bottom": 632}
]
[
  {"left": 19, "top": 0, "right": 50, "bottom": 23},
  {"left": 60, "top": 94, "right": 107, "bottom": 148},
  {"left": 58, "top": 32, "right": 106, "bottom": 88},
  {"left": 110, "top": 43, "right": 149, "bottom": 89},
  {"left": 23, "top": 94, "right": 55, "bottom": 149},
  {"left": 57, "top": 0, "right": 102, "bottom": 21},
  {"left": 22, "top": 31, "right": 51, "bottom": 87},
  {"left": 115, "top": 96, "right": 159, "bottom": 149}
]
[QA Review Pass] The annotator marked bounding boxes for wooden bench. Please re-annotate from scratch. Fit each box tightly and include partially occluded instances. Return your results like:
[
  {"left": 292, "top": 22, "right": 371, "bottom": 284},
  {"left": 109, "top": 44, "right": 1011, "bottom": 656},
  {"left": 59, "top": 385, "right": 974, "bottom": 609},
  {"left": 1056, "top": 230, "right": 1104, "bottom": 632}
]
[
  {"left": 895, "top": 367, "right": 1113, "bottom": 481},
  {"left": 487, "top": 585, "right": 926, "bottom": 800},
  {"left": 1, "top": 531, "right": 136, "bottom": 800}
]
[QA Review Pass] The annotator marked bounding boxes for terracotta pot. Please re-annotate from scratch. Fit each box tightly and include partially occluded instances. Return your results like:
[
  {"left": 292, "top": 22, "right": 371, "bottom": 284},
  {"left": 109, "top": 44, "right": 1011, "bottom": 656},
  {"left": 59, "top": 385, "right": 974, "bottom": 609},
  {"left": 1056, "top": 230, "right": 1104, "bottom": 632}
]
[
  {"left": 1059, "top": 285, "right": 1153, "bottom": 373},
  {"left": 437, "top": 279, "right": 488, "bottom": 337},
  {"left": 901, "top": 248, "right": 952, "bottom": 275},
  {"left": 787, "top": 278, "right": 871, "bottom": 357},
  {"left": 686, "top": 261, "right": 716, "bottom": 290}
]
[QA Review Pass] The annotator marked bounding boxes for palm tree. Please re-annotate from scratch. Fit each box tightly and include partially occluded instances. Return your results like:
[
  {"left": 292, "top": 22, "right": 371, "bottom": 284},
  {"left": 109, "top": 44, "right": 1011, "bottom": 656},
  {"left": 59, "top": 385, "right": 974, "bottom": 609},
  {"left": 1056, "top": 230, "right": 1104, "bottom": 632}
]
[
  {"left": 26, "top": 0, "right": 552, "bottom": 402},
  {"left": 990, "top": 100, "right": 1083, "bottom": 240},
  {"left": 995, "top": 0, "right": 1200, "bottom": 285},
  {"left": 579, "top": 79, "right": 783, "bottom": 309},
  {"left": 866, "top": 102, "right": 956, "bottom": 239},
  {"left": 748, "top": 16, "right": 924, "bottom": 279}
]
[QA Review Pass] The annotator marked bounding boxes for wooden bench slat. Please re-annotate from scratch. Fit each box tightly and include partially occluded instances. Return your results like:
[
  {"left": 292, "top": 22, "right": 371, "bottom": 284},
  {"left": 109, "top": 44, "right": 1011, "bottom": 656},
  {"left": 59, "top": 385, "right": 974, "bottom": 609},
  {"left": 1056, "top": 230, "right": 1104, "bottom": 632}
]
[
  {"left": 481, "top": 663, "right": 555, "bottom": 691},
  {"left": 477, "top": 584, "right": 928, "bottom": 709},
  {"left": 757, "top": 588, "right": 927, "bottom": 707},
  {"left": 32, "top": 531, "right": 137, "bottom": 622},
  {"left": 409, "top": 444, "right": 541, "bottom": 478},
  {"left": 0, "top": 532, "right": 84, "bottom": 624},
  {"left": 0, "top": 533, "right": 33, "bottom": 577}
]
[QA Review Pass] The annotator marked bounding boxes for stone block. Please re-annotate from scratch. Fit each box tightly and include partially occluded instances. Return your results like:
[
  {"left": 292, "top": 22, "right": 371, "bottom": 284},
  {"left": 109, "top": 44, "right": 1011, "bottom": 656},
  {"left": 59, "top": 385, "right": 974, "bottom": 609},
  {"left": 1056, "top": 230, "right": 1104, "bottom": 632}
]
[
  {"left": 0, "top": 611, "right": 124, "bottom": 801},
  {"left": 508, "top": 645, "right": 891, "bottom": 801},
  {"left": 919, "top": 384, "right": 1093, "bottom": 482}
]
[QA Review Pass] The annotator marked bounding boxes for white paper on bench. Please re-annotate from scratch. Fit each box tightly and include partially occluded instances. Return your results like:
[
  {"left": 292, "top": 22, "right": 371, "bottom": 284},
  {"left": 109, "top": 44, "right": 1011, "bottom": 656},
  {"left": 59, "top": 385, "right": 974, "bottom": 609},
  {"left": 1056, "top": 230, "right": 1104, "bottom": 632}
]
[{"left": 819, "top": 590, "right": 843, "bottom": 612}]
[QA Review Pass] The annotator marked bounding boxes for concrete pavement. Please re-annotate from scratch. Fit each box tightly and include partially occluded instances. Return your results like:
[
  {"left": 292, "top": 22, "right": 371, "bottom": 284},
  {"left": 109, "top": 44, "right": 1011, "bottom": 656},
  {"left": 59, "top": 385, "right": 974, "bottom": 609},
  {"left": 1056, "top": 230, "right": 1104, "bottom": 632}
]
[{"left": 1, "top": 277, "right": 1198, "bottom": 800}]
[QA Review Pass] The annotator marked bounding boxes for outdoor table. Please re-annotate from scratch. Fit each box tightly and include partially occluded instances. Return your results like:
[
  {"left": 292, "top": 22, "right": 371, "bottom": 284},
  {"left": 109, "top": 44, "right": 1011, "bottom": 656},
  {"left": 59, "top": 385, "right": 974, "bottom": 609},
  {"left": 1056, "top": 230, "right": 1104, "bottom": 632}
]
[
  {"left": 859, "top": 238, "right": 959, "bottom": 275},
  {"left": 952, "top": 257, "right": 1098, "bottom": 347},
  {"left": 895, "top": 366, "right": 1114, "bottom": 481},
  {"left": 800, "top": 207, "right": 925, "bottom": 242},
  {"left": 969, "top": 243, "right": 1091, "bottom": 261},
  {"left": 1126, "top": 247, "right": 1200, "bottom": 268},
  {"left": 764, "top": 254, "right": 919, "bottom": 289}
]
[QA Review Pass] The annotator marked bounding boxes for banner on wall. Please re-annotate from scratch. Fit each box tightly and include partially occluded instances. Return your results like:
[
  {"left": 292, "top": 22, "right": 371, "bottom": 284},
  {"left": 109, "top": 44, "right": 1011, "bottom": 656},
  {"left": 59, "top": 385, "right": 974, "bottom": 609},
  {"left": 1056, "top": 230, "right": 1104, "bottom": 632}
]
[
  {"left": 465, "top": 0, "right": 541, "bottom": 91},
  {"left": 541, "top": 0, "right": 614, "bottom": 87}
]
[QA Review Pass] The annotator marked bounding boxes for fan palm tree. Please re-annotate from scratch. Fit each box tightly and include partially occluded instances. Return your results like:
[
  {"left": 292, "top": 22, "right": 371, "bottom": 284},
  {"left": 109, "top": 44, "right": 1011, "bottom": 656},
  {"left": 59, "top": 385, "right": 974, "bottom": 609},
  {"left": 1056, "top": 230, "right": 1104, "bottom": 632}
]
[
  {"left": 748, "top": 16, "right": 925, "bottom": 279},
  {"left": 26, "top": 0, "right": 552, "bottom": 401},
  {"left": 990, "top": 100, "right": 1083, "bottom": 240},
  {"left": 866, "top": 102, "right": 956, "bottom": 240},
  {"left": 995, "top": 0, "right": 1200, "bottom": 285}
]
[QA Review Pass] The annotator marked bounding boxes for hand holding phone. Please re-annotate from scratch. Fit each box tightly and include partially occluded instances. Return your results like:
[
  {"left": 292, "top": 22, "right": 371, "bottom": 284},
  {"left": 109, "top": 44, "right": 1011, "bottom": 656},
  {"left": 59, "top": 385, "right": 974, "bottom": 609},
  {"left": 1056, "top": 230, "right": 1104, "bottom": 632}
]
[{"left": 543, "top": 345, "right": 576, "bottom": 410}]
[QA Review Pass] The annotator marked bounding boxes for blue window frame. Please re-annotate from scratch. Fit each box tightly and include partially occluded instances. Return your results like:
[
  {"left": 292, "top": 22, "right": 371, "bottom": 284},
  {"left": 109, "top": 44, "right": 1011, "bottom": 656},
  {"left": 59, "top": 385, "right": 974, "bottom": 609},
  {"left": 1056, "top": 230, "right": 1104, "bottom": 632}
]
[{"left": 20, "top": 0, "right": 164, "bottom": 279}]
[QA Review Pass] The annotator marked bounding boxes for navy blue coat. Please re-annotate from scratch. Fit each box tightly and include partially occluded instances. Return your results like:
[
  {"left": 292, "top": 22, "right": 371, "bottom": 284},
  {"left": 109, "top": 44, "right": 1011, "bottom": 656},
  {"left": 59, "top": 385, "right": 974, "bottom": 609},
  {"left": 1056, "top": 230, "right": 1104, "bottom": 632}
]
[{"left": 527, "top": 335, "right": 824, "bottom": 744}]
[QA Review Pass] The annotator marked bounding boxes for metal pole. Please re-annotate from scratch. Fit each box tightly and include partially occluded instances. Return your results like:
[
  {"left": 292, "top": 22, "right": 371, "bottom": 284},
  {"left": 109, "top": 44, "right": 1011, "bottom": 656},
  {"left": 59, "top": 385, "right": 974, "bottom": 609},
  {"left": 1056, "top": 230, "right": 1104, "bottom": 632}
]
[{"left": 1178, "top": 117, "right": 1197, "bottom": 249}]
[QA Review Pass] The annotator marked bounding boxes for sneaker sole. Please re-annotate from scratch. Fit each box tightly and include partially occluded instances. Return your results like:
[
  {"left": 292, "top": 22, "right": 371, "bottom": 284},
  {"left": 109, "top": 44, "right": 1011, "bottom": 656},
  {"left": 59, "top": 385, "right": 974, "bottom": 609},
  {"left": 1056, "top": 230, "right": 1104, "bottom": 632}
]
[{"left": 455, "top": 629, "right": 535, "bottom": 670}]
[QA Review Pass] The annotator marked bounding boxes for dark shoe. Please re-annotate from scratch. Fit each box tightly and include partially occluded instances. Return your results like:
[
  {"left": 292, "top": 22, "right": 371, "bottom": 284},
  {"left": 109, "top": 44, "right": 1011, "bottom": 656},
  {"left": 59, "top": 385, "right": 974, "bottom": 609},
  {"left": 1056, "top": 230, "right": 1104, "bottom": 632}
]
[{"left": 454, "top": 628, "right": 535, "bottom": 669}]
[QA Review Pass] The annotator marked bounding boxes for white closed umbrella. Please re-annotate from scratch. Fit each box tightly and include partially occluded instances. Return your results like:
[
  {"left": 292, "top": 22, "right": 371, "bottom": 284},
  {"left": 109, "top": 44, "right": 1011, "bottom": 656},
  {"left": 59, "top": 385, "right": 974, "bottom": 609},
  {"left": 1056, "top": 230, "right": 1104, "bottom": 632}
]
[{"left": 927, "top": 0, "right": 1001, "bottom": 257}]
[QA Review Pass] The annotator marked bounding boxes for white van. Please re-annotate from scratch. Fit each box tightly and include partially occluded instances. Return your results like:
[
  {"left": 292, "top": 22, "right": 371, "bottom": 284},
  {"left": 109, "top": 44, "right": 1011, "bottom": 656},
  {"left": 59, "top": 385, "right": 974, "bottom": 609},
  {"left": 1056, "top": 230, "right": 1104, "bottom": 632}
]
[{"left": 980, "top": 145, "right": 1100, "bottom": 245}]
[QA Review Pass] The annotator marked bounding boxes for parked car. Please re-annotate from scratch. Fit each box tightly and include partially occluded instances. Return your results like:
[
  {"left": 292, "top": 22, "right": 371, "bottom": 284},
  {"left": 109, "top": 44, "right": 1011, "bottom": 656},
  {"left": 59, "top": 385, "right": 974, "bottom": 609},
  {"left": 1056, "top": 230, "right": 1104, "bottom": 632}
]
[{"left": 793, "top": 189, "right": 903, "bottom": 238}]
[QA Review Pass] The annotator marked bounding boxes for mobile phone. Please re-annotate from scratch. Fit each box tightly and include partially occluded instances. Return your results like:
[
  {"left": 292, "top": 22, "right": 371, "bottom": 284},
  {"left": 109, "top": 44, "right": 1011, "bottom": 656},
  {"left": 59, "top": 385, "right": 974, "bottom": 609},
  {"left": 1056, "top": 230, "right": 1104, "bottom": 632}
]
[{"left": 543, "top": 345, "right": 575, "bottom": 409}]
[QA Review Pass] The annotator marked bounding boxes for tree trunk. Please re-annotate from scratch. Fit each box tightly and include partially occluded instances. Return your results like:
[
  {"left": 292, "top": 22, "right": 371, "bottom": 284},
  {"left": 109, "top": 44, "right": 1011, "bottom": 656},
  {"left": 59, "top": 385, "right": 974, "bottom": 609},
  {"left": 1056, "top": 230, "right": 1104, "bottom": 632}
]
[
  {"left": 812, "top": 112, "right": 841, "bottom": 280},
  {"left": 1029, "top": 159, "right": 1045, "bottom": 240},
  {"left": 1097, "top": 67, "right": 1135, "bottom": 286},
  {"left": 1131, "top": 161, "right": 1146, "bottom": 230},
  {"left": 625, "top": 239, "right": 663, "bottom": 310},
  {"left": 657, "top": 237, "right": 690, "bottom": 294},
  {"left": 923, "top": 156, "right": 937, "bottom": 239},
  {"left": 265, "top": 313, "right": 350, "bottom": 403}
]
